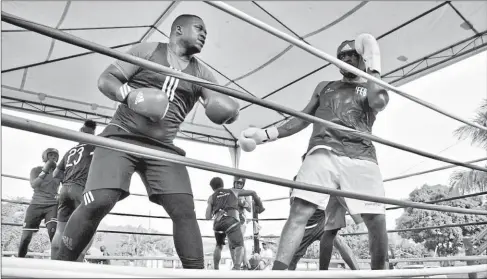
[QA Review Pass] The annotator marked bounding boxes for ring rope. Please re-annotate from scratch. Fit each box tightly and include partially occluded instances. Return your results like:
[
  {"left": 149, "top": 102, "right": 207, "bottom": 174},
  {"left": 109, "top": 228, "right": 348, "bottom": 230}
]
[
  {"left": 386, "top": 190, "right": 487, "bottom": 210},
  {"left": 2, "top": 257, "right": 486, "bottom": 278},
  {"left": 0, "top": 222, "right": 225, "bottom": 239},
  {"left": 0, "top": 198, "right": 205, "bottom": 221},
  {"left": 3, "top": 113, "right": 487, "bottom": 216},
  {"left": 383, "top": 157, "right": 487, "bottom": 183},
  {"left": 2, "top": 10, "right": 486, "bottom": 279},
  {"left": 2, "top": 12, "right": 486, "bottom": 173},
  {"left": 5, "top": 185, "right": 486, "bottom": 220},
  {"left": 205, "top": 1, "right": 487, "bottom": 133},
  {"left": 256, "top": 220, "right": 487, "bottom": 238},
  {"left": 340, "top": 220, "right": 487, "bottom": 236},
  {"left": 2, "top": 252, "right": 486, "bottom": 264},
  {"left": 3, "top": 199, "right": 485, "bottom": 234},
  {"left": 262, "top": 190, "right": 487, "bottom": 211}
]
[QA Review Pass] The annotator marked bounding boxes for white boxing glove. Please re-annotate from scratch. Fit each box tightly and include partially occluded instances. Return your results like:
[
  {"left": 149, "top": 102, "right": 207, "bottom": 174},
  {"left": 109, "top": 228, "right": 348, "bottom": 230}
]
[
  {"left": 238, "top": 126, "right": 279, "bottom": 152},
  {"left": 355, "top": 33, "right": 381, "bottom": 74}
]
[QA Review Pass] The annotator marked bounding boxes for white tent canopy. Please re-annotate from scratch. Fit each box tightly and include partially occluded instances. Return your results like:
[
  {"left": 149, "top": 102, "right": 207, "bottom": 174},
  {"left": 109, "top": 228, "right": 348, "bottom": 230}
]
[{"left": 2, "top": 1, "right": 487, "bottom": 148}]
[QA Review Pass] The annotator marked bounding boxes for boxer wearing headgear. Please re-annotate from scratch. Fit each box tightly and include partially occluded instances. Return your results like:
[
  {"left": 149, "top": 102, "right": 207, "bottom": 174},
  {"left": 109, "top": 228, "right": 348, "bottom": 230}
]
[
  {"left": 239, "top": 34, "right": 389, "bottom": 270},
  {"left": 205, "top": 177, "right": 265, "bottom": 270},
  {"left": 18, "top": 147, "right": 61, "bottom": 257},
  {"left": 55, "top": 15, "right": 240, "bottom": 268},
  {"left": 50, "top": 120, "right": 97, "bottom": 261}
]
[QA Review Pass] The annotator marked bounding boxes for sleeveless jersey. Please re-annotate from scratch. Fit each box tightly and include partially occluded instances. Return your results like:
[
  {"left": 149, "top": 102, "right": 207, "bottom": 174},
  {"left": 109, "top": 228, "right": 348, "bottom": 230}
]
[
  {"left": 210, "top": 188, "right": 239, "bottom": 216},
  {"left": 308, "top": 80, "right": 379, "bottom": 163},
  {"left": 106, "top": 42, "right": 217, "bottom": 155},
  {"left": 29, "top": 167, "right": 60, "bottom": 205},
  {"left": 58, "top": 144, "right": 96, "bottom": 188}
]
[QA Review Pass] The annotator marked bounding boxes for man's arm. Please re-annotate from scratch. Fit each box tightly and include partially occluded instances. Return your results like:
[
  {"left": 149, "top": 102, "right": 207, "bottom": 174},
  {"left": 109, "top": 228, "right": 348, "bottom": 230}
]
[
  {"left": 354, "top": 34, "right": 389, "bottom": 112},
  {"left": 276, "top": 81, "right": 328, "bottom": 139},
  {"left": 52, "top": 155, "right": 66, "bottom": 181},
  {"left": 97, "top": 42, "right": 158, "bottom": 103},
  {"left": 235, "top": 189, "right": 264, "bottom": 210},
  {"left": 238, "top": 81, "right": 328, "bottom": 152},
  {"left": 205, "top": 196, "right": 213, "bottom": 220},
  {"left": 29, "top": 167, "right": 44, "bottom": 188},
  {"left": 366, "top": 71, "right": 389, "bottom": 112},
  {"left": 239, "top": 196, "right": 252, "bottom": 212}
]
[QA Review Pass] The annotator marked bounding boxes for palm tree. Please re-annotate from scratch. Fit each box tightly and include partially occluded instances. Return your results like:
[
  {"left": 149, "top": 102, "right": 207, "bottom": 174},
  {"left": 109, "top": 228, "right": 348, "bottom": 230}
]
[{"left": 449, "top": 99, "right": 487, "bottom": 195}]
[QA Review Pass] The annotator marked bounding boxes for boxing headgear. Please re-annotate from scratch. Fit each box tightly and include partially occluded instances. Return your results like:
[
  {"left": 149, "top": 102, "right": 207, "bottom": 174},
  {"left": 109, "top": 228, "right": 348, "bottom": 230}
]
[
  {"left": 233, "top": 177, "right": 246, "bottom": 189},
  {"left": 210, "top": 177, "right": 224, "bottom": 190},
  {"left": 42, "top": 148, "right": 59, "bottom": 162},
  {"left": 80, "top": 120, "right": 97, "bottom": 134},
  {"left": 337, "top": 40, "right": 364, "bottom": 78}
]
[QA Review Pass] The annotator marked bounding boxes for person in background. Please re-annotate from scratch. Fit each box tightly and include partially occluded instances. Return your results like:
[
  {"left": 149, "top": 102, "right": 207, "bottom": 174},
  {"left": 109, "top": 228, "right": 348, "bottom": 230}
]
[{"left": 18, "top": 148, "right": 61, "bottom": 258}]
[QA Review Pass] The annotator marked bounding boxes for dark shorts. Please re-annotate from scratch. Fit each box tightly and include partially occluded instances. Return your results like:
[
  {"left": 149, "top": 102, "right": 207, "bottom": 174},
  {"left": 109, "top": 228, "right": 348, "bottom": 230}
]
[
  {"left": 57, "top": 184, "right": 84, "bottom": 222},
  {"left": 292, "top": 220, "right": 325, "bottom": 260},
  {"left": 23, "top": 203, "right": 58, "bottom": 231},
  {"left": 214, "top": 216, "right": 243, "bottom": 249},
  {"left": 84, "top": 129, "right": 192, "bottom": 201}
]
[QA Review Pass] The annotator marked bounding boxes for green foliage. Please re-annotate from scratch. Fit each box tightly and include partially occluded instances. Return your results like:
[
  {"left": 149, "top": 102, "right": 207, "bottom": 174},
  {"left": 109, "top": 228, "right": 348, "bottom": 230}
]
[
  {"left": 450, "top": 99, "right": 487, "bottom": 194},
  {"left": 396, "top": 184, "right": 487, "bottom": 257},
  {"left": 453, "top": 99, "right": 487, "bottom": 150},
  {"left": 389, "top": 234, "right": 429, "bottom": 259},
  {"left": 336, "top": 221, "right": 370, "bottom": 259}
]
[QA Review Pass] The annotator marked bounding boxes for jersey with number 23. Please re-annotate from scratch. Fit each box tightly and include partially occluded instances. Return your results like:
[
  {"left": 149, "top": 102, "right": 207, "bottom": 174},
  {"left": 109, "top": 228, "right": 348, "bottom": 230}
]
[
  {"left": 57, "top": 144, "right": 96, "bottom": 188},
  {"left": 109, "top": 42, "right": 217, "bottom": 148}
]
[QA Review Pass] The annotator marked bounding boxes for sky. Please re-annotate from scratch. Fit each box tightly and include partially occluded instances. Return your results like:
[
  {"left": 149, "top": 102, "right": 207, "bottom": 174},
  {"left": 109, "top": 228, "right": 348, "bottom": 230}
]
[{"left": 1, "top": 51, "right": 486, "bottom": 244}]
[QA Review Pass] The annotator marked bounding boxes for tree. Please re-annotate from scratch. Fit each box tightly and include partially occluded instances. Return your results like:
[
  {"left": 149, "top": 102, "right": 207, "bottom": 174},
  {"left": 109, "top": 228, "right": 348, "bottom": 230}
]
[
  {"left": 94, "top": 223, "right": 174, "bottom": 266},
  {"left": 339, "top": 221, "right": 428, "bottom": 262},
  {"left": 449, "top": 99, "right": 487, "bottom": 194},
  {"left": 1, "top": 198, "right": 51, "bottom": 254},
  {"left": 453, "top": 99, "right": 487, "bottom": 149},
  {"left": 396, "top": 184, "right": 487, "bottom": 258},
  {"left": 388, "top": 233, "right": 429, "bottom": 268},
  {"left": 337, "top": 220, "right": 370, "bottom": 259},
  {"left": 449, "top": 169, "right": 487, "bottom": 195}
]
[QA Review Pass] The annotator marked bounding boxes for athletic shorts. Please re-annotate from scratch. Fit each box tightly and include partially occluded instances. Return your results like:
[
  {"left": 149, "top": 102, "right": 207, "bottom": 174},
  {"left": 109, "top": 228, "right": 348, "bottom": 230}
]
[
  {"left": 291, "top": 148, "right": 385, "bottom": 230},
  {"left": 295, "top": 220, "right": 326, "bottom": 258},
  {"left": 84, "top": 129, "right": 192, "bottom": 201},
  {"left": 57, "top": 184, "right": 84, "bottom": 222},
  {"left": 214, "top": 216, "right": 243, "bottom": 249},
  {"left": 23, "top": 203, "right": 58, "bottom": 231}
]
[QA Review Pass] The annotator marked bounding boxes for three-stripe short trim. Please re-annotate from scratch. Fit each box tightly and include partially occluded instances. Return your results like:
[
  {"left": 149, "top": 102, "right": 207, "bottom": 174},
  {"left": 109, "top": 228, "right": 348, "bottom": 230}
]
[{"left": 83, "top": 191, "right": 95, "bottom": 205}]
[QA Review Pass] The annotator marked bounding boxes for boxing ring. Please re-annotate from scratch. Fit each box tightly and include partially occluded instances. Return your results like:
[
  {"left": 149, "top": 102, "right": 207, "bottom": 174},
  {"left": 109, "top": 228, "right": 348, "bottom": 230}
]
[{"left": 2, "top": 1, "right": 487, "bottom": 277}]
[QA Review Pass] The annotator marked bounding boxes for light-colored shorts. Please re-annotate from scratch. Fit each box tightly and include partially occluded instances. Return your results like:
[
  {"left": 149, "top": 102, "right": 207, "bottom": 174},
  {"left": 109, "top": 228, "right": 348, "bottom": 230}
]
[{"left": 290, "top": 148, "right": 385, "bottom": 231}]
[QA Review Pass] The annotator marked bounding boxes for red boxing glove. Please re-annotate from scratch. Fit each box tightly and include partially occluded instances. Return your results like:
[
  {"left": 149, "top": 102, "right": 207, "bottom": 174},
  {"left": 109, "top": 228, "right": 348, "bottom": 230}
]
[
  {"left": 126, "top": 88, "right": 170, "bottom": 122},
  {"left": 205, "top": 96, "right": 240, "bottom": 125}
]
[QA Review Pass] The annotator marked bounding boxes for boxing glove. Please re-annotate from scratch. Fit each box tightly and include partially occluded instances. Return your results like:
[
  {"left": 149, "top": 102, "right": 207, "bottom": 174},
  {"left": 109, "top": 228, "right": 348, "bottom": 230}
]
[
  {"left": 125, "top": 88, "right": 170, "bottom": 122},
  {"left": 42, "top": 160, "right": 57, "bottom": 173},
  {"left": 52, "top": 167, "right": 64, "bottom": 180},
  {"left": 238, "top": 126, "right": 279, "bottom": 152},
  {"left": 253, "top": 196, "right": 265, "bottom": 214},
  {"left": 205, "top": 96, "right": 240, "bottom": 125},
  {"left": 238, "top": 197, "right": 248, "bottom": 207},
  {"left": 355, "top": 33, "right": 381, "bottom": 74}
]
